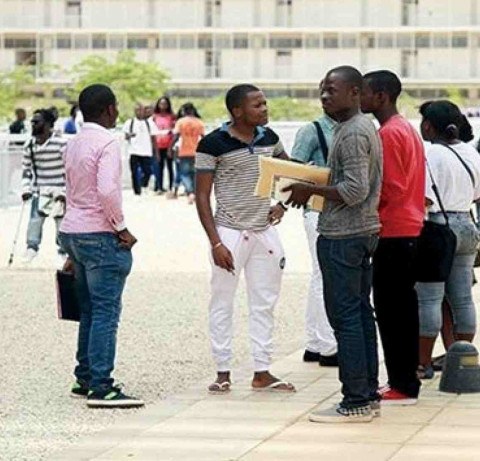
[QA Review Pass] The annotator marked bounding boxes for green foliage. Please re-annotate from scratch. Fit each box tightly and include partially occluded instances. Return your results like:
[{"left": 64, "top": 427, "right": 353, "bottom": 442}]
[
  {"left": 0, "top": 67, "right": 34, "bottom": 120},
  {"left": 70, "top": 50, "right": 169, "bottom": 119},
  {"left": 445, "top": 87, "right": 466, "bottom": 107}
]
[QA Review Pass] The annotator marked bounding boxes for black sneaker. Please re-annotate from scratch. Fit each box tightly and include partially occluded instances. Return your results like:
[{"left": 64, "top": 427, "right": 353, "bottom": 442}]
[
  {"left": 303, "top": 350, "right": 321, "bottom": 362},
  {"left": 87, "top": 386, "right": 144, "bottom": 408},
  {"left": 71, "top": 381, "right": 89, "bottom": 398},
  {"left": 319, "top": 353, "right": 338, "bottom": 367}
]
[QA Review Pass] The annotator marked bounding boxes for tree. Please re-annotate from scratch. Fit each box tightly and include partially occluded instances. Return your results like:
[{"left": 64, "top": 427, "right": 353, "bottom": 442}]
[
  {"left": 70, "top": 50, "right": 169, "bottom": 119},
  {"left": 0, "top": 67, "right": 34, "bottom": 120}
]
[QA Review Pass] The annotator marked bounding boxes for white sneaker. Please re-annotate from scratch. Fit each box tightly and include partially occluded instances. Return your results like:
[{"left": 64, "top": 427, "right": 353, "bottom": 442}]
[{"left": 22, "top": 248, "right": 38, "bottom": 263}]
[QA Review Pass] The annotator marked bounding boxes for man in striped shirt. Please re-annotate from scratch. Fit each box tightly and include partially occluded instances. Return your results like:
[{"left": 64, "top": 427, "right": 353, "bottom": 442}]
[
  {"left": 196, "top": 84, "right": 295, "bottom": 394},
  {"left": 21, "top": 108, "right": 67, "bottom": 263}
]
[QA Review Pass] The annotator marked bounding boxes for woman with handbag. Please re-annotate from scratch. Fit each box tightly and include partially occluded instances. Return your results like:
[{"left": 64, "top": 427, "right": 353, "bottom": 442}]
[{"left": 416, "top": 100, "right": 480, "bottom": 379}]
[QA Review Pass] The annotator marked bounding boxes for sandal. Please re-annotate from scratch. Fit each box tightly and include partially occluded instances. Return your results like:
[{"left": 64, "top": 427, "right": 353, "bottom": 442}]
[
  {"left": 252, "top": 380, "right": 296, "bottom": 393},
  {"left": 208, "top": 381, "right": 231, "bottom": 394}
]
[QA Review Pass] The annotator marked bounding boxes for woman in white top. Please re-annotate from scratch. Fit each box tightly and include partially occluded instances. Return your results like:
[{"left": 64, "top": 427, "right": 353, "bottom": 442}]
[{"left": 416, "top": 100, "right": 480, "bottom": 379}]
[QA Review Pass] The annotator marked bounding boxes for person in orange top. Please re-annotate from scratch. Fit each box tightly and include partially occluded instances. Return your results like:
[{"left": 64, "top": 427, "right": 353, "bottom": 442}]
[{"left": 173, "top": 103, "right": 205, "bottom": 204}]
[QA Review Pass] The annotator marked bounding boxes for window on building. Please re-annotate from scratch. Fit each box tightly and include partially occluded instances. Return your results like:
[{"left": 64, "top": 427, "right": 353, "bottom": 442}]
[
  {"left": 323, "top": 34, "right": 339, "bottom": 48},
  {"left": 433, "top": 34, "right": 450, "bottom": 48},
  {"left": 452, "top": 34, "right": 468, "bottom": 48},
  {"left": 180, "top": 35, "right": 196, "bottom": 49},
  {"left": 199, "top": 35, "right": 213, "bottom": 49},
  {"left": 5, "top": 37, "right": 37, "bottom": 48},
  {"left": 127, "top": 37, "right": 148, "bottom": 49},
  {"left": 15, "top": 50, "right": 37, "bottom": 66},
  {"left": 56, "top": 35, "right": 72, "bottom": 49},
  {"left": 401, "top": 0, "right": 418, "bottom": 26},
  {"left": 92, "top": 34, "right": 107, "bottom": 49},
  {"left": 66, "top": 0, "right": 82, "bottom": 28},
  {"left": 415, "top": 34, "right": 430, "bottom": 48},
  {"left": 341, "top": 34, "right": 357, "bottom": 48},
  {"left": 205, "top": 49, "right": 221, "bottom": 78},
  {"left": 305, "top": 35, "right": 321, "bottom": 48},
  {"left": 160, "top": 35, "right": 178, "bottom": 49},
  {"left": 269, "top": 37, "right": 302, "bottom": 49},
  {"left": 108, "top": 35, "right": 125, "bottom": 49},
  {"left": 205, "top": 0, "right": 221, "bottom": 27},
  {"left": 215, "top": 35, "right": 232, "bottom": 49},
  {"left": 276, "top": 0, "right": 293, "bottom": 27},
  {"left": 378, "top": 34, "right": 394, "bottom": 48},
  {"left": 73, "top": 35, "right": 89, "bottom": 49},
  {"left": 275, "top": 49, "right": 292, "bottom": 78},
  {"left": 397, "top": 34, "right": 413, "bottom": 48},
  {"left": 234, "top": 34, "right": 249, "bottom": 49}
]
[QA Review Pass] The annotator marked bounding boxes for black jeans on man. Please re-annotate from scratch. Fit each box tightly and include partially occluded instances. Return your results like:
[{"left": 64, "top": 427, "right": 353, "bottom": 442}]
[
  {"left": 129, "top": 154, "right": 152, "bottom": 195},
  {"left": 372, "top": 237, "right": 421, "bottom": 398}
]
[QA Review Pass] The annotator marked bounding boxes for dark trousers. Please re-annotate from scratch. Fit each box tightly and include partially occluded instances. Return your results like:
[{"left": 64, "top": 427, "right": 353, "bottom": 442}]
[
  {"left": 129, "top": 154, "right": 152, "bottom": 195},
  {"left": 317, "top": 235, "right": 379, "bottom": 408},
  {"left": 154, "top": 148, "right": 174, "bottom": 191},
  {"left": 372, "top": 237, "right": 421, "bottom": 398}
]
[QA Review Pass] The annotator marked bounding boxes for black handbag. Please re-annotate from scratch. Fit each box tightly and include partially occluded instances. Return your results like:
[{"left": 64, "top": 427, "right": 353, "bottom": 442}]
[{"left": 415, "top": 159, "right": 457, "bottom": 282}]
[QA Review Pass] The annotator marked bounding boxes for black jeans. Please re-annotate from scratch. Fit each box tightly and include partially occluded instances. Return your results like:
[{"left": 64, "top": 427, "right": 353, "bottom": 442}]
[
  {"left": 372, "top": 237, "right": 421, "bottom": 398},
  {"left": 317, "top": 235, "right": 379, "bottom": 408},
  {"left": 129, "top": 154, "right": 152, "bottom": 195},
  {"left": 155, "top": 148, "right": 174, "bottom": 191}
]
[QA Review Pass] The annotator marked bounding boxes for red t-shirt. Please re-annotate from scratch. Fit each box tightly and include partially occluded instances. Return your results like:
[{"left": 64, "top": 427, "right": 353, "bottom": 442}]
[{"left": 378, "top": 115, "right": 426, "bottom": 238}]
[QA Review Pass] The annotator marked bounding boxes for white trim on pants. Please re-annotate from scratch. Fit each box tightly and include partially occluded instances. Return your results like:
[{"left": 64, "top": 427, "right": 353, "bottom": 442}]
[
  {"left": 209, "top": 225, "right": 285, "bottom": 372},
  {"left": 303, "top": 211, "right": 337, "bottom": 356}
]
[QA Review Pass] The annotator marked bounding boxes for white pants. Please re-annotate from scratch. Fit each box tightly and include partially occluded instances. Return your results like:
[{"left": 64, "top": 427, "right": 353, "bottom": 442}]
[
  {"left": 304, "top": 211, "right": 337, "bottom": 356},
  {"left": 209, "top": 226, "right": 285, "bottom": 372}
]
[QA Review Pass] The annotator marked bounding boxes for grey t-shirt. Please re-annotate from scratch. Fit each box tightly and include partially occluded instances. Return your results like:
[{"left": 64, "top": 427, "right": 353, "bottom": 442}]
[{"left": 318, "top": 113, "right": 383, "bottom": 238}]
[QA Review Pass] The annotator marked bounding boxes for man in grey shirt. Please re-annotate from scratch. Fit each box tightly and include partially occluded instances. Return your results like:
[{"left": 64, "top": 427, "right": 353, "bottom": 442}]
[{"left": 284, "top": 66, "right": 383, "bottom": 423}]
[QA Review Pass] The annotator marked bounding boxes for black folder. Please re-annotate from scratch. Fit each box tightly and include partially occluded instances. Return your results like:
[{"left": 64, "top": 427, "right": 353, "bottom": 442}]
[{"left": 56, "top": 270, "right": 80, "bottom": 322}]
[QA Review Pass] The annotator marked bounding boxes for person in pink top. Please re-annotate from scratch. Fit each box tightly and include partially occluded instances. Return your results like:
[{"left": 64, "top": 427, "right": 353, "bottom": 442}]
[
  {"left": 59, "top": 84, "right": 143, "bottom": 409},
  {"left": 152, "top": 96, "right": 176, "bottom": 193},
  {"left": 361, "top": 71, "right": 425, "bottom": 406}
]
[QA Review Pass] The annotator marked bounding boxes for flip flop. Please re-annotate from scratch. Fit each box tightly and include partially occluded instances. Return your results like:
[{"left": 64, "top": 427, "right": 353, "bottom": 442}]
[
  {"left": 208, "top": 381, "right": 231, "bottom": 394},
  {"left": 252, "top": 381, "right": 296, "bottom": 393}
]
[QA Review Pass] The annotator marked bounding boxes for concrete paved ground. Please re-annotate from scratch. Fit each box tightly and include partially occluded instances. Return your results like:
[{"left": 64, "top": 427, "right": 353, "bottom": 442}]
[{"left": 2, "top": 192, "right": 480, "bottom": 461}]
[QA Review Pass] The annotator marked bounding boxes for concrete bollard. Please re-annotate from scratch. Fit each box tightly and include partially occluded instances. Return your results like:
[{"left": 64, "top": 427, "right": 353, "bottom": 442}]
[{"left": 439, "top": 341, "right": 480, "bottom": 394}]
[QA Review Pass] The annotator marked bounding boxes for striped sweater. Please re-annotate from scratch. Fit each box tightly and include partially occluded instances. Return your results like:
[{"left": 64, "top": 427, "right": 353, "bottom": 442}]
[{"left": 22, "top": 135, "right": 67, "bottom": 197}]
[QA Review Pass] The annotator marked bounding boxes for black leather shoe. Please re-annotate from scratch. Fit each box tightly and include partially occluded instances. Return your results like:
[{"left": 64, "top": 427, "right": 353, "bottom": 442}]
[
  {"left": 303, "top": 350, "right": 321, "bottom": 362},
  {"left": 319, "top": 353, "right": 338, "bottom": 367}
]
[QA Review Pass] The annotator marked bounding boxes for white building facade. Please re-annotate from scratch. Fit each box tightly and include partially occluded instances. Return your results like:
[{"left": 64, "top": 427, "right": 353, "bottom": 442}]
[{"left": 1, "top": 0, "right": 480, "bottom": 98}]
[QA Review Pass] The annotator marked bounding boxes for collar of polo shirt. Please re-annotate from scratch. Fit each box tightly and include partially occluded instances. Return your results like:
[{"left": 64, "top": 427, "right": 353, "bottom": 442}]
[{"left": 221, "top": 121, "right": 266, "bottom": 145}]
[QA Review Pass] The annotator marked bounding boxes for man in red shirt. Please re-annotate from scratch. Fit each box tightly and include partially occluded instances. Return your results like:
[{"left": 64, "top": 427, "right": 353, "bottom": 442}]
[{"left": 361, "top": 71, "right": 425, "bottom": 405}]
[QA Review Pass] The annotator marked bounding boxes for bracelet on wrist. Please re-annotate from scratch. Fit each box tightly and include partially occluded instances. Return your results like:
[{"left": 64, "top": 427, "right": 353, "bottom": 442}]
[
  {"left": 278, "top": 201, "right": 288, "bottom": 211},
  {"left": 212, "top": 242, "right": 223, "bottom": 250}
]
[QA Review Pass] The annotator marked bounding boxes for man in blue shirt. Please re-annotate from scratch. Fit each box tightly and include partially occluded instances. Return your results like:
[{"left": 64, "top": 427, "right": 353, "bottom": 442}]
[{"left": 291, "top": 97, "right": 338, "bottom": 367}]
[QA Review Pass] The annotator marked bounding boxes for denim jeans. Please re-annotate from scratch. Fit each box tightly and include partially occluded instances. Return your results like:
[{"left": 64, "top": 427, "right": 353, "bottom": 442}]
[
  {"left": 58, "top": 232, "right": 133, "bottom": 392},
  {"left": 317, "top": 235, "right": 379, "bottom": 408},
  {"left": 178, "top": 157, "right": 195, "bottom": 194},
  {"left": 417, "top": 212, "right": 479, "bottom": 337},
  {"left": 26, "top": 195, "right": 64, "bottom": 254}
]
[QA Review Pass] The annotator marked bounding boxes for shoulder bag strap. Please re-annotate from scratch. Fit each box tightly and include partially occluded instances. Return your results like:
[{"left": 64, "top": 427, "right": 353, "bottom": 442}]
[
  {"left": 425, "top": 158, "right": 450, "bottom": 226},
  {"left": 313, "top": 121, "right": 328, "bottom": 164},
  {"left": 436, "top": 141, "right": 475, "bottom": 188}
]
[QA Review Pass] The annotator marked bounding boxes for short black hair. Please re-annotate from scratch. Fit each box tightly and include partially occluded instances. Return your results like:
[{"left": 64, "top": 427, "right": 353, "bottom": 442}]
[
  {"left": 33, "top": 108, "right": 56, "bottom": 127},
  {"left": 420, "top": 99, "right": 473, "bottom": 142},
  {"left": 79, "top": 84, "right": 116, "bottom": 120},
  {"left": 363, "top": 70, "right": 402, "bottom": 102},
  {"left": 327, "top": 66, "right": 363, "bottom": 89},
  {"left": 225, "top": 84, "right": 261, "bottom": 115}
]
